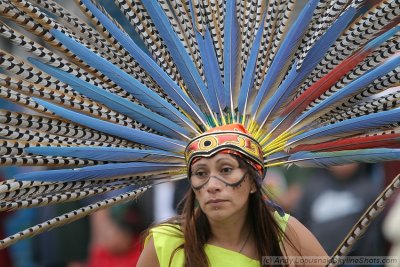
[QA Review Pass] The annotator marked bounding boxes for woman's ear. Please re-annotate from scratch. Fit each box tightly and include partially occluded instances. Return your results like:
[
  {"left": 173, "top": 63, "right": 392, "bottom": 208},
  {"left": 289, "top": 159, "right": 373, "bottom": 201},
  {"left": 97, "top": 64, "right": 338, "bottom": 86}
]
[{"left": 250, "top": 181, "right": 257, "bottom": 194}]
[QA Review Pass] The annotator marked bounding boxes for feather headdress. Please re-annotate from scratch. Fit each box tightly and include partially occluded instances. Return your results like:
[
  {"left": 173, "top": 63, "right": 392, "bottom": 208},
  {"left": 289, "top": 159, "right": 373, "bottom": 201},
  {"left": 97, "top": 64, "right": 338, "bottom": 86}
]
[{"left": 0, "top": 0, "right": 399, "bottom": 257}]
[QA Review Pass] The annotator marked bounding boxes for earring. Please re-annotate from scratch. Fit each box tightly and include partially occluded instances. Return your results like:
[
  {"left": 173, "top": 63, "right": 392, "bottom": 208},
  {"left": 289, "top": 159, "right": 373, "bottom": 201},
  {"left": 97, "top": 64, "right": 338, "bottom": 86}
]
[{"left": 250, "top": 190, "right": 256, "bottom": 194}]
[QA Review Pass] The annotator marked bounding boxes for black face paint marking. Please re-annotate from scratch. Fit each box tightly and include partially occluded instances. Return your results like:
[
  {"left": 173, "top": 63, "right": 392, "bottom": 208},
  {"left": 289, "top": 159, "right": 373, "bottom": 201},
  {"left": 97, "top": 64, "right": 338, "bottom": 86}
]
[{"left": 192, "top": 172, "right": 248, "bottom": 191}]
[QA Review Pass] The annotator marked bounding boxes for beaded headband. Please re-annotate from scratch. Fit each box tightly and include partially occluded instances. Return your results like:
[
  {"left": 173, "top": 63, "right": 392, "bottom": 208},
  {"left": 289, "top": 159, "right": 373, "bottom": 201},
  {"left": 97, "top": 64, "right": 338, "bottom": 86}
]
[{"left": 185, "top": 124, "right": 264, "bottom": 175}]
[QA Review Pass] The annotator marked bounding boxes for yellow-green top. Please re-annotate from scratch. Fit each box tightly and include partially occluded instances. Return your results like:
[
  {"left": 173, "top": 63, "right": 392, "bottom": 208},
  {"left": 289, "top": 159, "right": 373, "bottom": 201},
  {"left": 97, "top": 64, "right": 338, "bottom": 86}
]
[{"left": 145, "top": 212, "right": 290, "bottom": 267}]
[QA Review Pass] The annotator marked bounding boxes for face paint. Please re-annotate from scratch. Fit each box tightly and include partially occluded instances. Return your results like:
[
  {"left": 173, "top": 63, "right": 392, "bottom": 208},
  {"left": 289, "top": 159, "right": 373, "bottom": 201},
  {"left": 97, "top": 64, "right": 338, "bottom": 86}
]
[{"left": 190, "top": 171, "right": 248, "bottom": 191}]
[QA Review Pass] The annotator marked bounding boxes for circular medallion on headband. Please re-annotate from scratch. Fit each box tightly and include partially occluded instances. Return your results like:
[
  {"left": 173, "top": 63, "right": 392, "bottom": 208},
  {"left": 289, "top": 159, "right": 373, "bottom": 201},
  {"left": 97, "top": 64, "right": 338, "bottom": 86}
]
[{"left": 185, "top": 124, "right": 264, "bottom": 174}]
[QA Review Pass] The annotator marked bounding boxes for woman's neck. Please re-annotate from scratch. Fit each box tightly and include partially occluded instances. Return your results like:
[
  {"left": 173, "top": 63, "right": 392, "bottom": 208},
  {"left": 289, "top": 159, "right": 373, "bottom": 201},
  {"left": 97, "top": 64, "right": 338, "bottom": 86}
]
[{"left": 207, "top": 212, "right": 252, "bottom": 252}]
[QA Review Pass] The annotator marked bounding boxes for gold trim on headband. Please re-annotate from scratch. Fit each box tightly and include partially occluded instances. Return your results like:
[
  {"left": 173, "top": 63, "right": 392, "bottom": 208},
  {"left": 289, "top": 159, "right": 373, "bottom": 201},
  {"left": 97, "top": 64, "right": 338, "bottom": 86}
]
[{"left": 185, "top": 131, "right": 264, "bottom": 168}]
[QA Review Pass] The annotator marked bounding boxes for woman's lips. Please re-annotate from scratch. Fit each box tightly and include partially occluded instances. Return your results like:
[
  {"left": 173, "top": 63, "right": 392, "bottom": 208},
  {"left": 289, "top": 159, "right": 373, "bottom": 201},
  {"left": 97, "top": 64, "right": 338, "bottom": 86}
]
[{"left": 206, "top": 199, "right": 227, "bottom": 204}]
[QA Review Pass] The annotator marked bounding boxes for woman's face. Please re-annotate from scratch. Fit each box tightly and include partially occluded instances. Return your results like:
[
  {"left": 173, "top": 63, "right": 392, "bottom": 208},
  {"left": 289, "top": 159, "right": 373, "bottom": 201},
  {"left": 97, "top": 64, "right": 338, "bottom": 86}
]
[{"left": 190, "top": 153, "right": 256, "bottom": 222}]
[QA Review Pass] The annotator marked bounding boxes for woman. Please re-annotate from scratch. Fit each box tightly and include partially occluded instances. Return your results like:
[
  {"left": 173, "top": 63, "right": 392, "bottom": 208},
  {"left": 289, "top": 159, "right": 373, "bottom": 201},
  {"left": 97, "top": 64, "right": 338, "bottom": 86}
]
[{"left": 137, "top": 124, "right": 327, "bottom": 267}]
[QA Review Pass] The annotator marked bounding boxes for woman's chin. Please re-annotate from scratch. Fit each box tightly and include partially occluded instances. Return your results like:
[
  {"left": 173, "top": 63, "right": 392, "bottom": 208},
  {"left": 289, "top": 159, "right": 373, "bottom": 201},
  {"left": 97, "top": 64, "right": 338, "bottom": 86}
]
[{"left": 204, "top": 207, "right": 233, "bottom": 222}]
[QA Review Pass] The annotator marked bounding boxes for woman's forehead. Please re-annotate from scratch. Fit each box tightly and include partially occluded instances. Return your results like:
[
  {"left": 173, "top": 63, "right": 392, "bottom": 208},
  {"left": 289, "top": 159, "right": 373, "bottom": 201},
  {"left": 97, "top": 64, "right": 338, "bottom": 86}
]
[{"left": 191, "top": 153, "right": 238, "bottom": 167}]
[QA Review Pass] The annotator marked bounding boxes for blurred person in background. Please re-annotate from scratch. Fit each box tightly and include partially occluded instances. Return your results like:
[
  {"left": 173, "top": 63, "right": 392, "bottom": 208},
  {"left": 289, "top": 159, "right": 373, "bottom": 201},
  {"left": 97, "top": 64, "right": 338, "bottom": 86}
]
[
  {"left": 87, "top": 187, "right": 153, "bottom": 267},
  {"left": 32, "top": 203, "right": 90, "bottom": 267},
  {"left": 3, "top": 167, "right": 40, "bottom": 267},
  {"left": 0, "top": 213, "right": 13, "bottom": 267},
  {"left": 383, "top": 194, "right": 400, "bottom": 267},
  {"left": 293, "top": 163, "right": 385, "bottom": 257}
]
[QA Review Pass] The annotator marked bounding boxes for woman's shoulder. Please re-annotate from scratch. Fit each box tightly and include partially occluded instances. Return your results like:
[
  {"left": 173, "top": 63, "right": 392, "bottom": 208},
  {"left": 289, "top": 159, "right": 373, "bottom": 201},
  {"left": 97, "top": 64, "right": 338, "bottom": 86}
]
[
  {"left": 150, "top": 223, "right": 183, "bottom": 236},
  {"left": 283, "top": 215, "right": 328, "bottom": 260},
  {"left": 145, "top": 222, "right": 184, "bottom": 246},
  {"left": 140, "top": 223, "right": 185, "bottom": 267}
]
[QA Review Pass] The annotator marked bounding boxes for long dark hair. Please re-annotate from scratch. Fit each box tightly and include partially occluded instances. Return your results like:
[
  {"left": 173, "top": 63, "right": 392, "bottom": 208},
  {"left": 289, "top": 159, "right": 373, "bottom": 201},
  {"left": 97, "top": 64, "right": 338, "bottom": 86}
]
[{"left": 143, "top": 155, "right": 294, "bottom": 267}]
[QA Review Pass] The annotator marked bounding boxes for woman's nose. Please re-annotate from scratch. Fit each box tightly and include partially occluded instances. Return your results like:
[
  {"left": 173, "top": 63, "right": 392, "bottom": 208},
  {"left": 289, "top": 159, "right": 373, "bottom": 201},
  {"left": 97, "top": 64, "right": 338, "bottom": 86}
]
[{"left": 205, "top": 174, "right": 224, "bottom": 193}]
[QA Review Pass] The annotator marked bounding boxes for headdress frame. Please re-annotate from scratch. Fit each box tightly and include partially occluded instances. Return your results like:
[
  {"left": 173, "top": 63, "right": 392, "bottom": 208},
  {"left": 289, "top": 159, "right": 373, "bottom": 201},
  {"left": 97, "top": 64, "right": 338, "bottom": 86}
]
[{"left": 185, "top": 123, "right": 265, "bottom": 177}]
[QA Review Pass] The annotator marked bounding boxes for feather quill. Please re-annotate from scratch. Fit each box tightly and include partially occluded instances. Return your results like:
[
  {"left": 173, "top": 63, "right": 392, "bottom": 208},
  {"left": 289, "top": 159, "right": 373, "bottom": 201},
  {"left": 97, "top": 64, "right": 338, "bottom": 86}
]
[
  {"left": 0, "top": 176, "right": 147, "bottom": 201},
  {"left": 29, "top": 58, "right": 192, "bottom": 139},
  {"left": 290, "top": 133, "right": 400, "bottom": 153},
  {"left": 255, "top": 60, "right": 298, "bottom": 127},
  {"left": 26, "top": 146, "right": 184, "bottom": 163},
  {"left": 237, "top": 11, "right": 266, "bottom": 118},
  {"left": 273, "top": 22, "right": 399, "bottom": 134},
  {"left": 287, "top": 107, "right": 400, "bottom": 146},
  {"left": 324, "top": 87, "right": 400, "bottom": 122},
  {"left": 0, "top": 182, "right": 131, "bottom": 211},
  {"left": 189, "top": 1, "right": 225, "bottom": 113},
  {"left": 0, "top": 186, "right": 150, "bottom": 249},
  {"left": 0, "top": 155, "right": 99, "bottom": 167},
  {"left": 201, "top": 27, "right": 225, "bottom": 113},
  {"left": 251, "top": 0, "right": 320, "bottom": 118},
  {"left": 50, "top": 29, "right": 205, "bottom": 130},
  {"left": 293, "top": 55, "right": 400, "bottom": 128},
  {"left": 224, "top": 0, "right": 241, "bottom": 120},
  {"left": 328, "top": 173, "right": 400, "bottom": 265},
  {"left": 289, "top": 149, "right": 400, "bottom": 168},
  {"left": 306, "top": 26, "right": 400, "bottom": 110},
  {"left": 136, "top": 0, "right": 214, "bottom": 119},
  {"left": 33, "top": 98, "right": 186, "bottom": 152},
  {"left": 298, "top": 0, "right": 400, "bottom": 96},
  {"left": 14, "top": 162, "right": 184, "bottom": 182},
  {"left": 0, "top": 109, "right": 131, "bottom": 145}
]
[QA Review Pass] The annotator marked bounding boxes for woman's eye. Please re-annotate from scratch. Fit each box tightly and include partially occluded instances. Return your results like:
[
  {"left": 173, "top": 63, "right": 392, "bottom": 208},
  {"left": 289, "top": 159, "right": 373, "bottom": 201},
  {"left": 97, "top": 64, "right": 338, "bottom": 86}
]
[
  {"left": 221, "top": 167, "right": 233, "bottom": 173},
  {"left": 195, "top": 171, "right": 207, "bottom": 177}
]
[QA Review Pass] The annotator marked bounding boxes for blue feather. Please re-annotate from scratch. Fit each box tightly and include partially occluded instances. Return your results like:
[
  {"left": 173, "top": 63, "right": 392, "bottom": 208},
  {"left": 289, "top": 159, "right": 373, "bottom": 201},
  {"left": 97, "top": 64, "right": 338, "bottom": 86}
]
[
  {"left": 136, "top": 1, "right": 213, "bottom": 114},
  {"left": 255, "top": 60, "right": 298, "bottom": 126},
  {"left": 194, "top": 25, "right": 225, "bottom": 113},
  {"left": 79, "top": 0, "right": 208, "bottom": 126},
  {"left": 15, "top": 162, "right": 185, "bottom": 182},
  {"left": 254, "top": 8, "right": 355, "bottom": 127},
  {"left": 294, "top": 55, "right": 400, "bottom": 125},
  {"left": 224, "top": 0, "right": 241, "bottom": 116},
  {"left": 238, "top": 12, "right": 266, "bottom": 116},
  {"left": 363, "top": 25, "right": 399, "bottom": 51},
  {"left": 50, "top": 29, "right": 201, "bottom": 131},
  {"left": 274, "top": 6, "right": 356, "bottom": 98},
  {"left": 266, "top": 152, "right": 290, "bottom": 163},
  {"left": 289, "top": 149, "right": 400, "bottom": 168},
  {"left": 270, "top": 24, "right": 400, "bottom": 133},
  {"left": 251, "top": 0, "right": 320, "bottom": 117},
  {"left": 288, "top": 107, "right": 400, "bottom": 145},
  {"left": 26, "top": 146, "right": 184, "bottom": 162},
  {"left": 29, "top": 58, "right": 192, "bottom": 139},
  {"left": 33, "top": 98, "right": 186, "bottom": 152}
]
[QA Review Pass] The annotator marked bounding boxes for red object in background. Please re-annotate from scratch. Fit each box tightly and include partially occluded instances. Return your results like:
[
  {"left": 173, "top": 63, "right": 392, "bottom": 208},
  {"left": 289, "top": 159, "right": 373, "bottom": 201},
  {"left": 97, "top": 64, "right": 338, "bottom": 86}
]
[
  {"left": 0, "top": 176, "right": 13, "bottom": 267},
  {"left": 384, "top": 161, "right": 400, "bottom": 203},
  {"left": 0, "top": 213, "right": 13, "bottom": 267},
  {"left": 384, "top": 161, "right": 400, "bottom": 185},
  {"left": 87, "top": 234, "right": 141, "bottom": 267}
]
